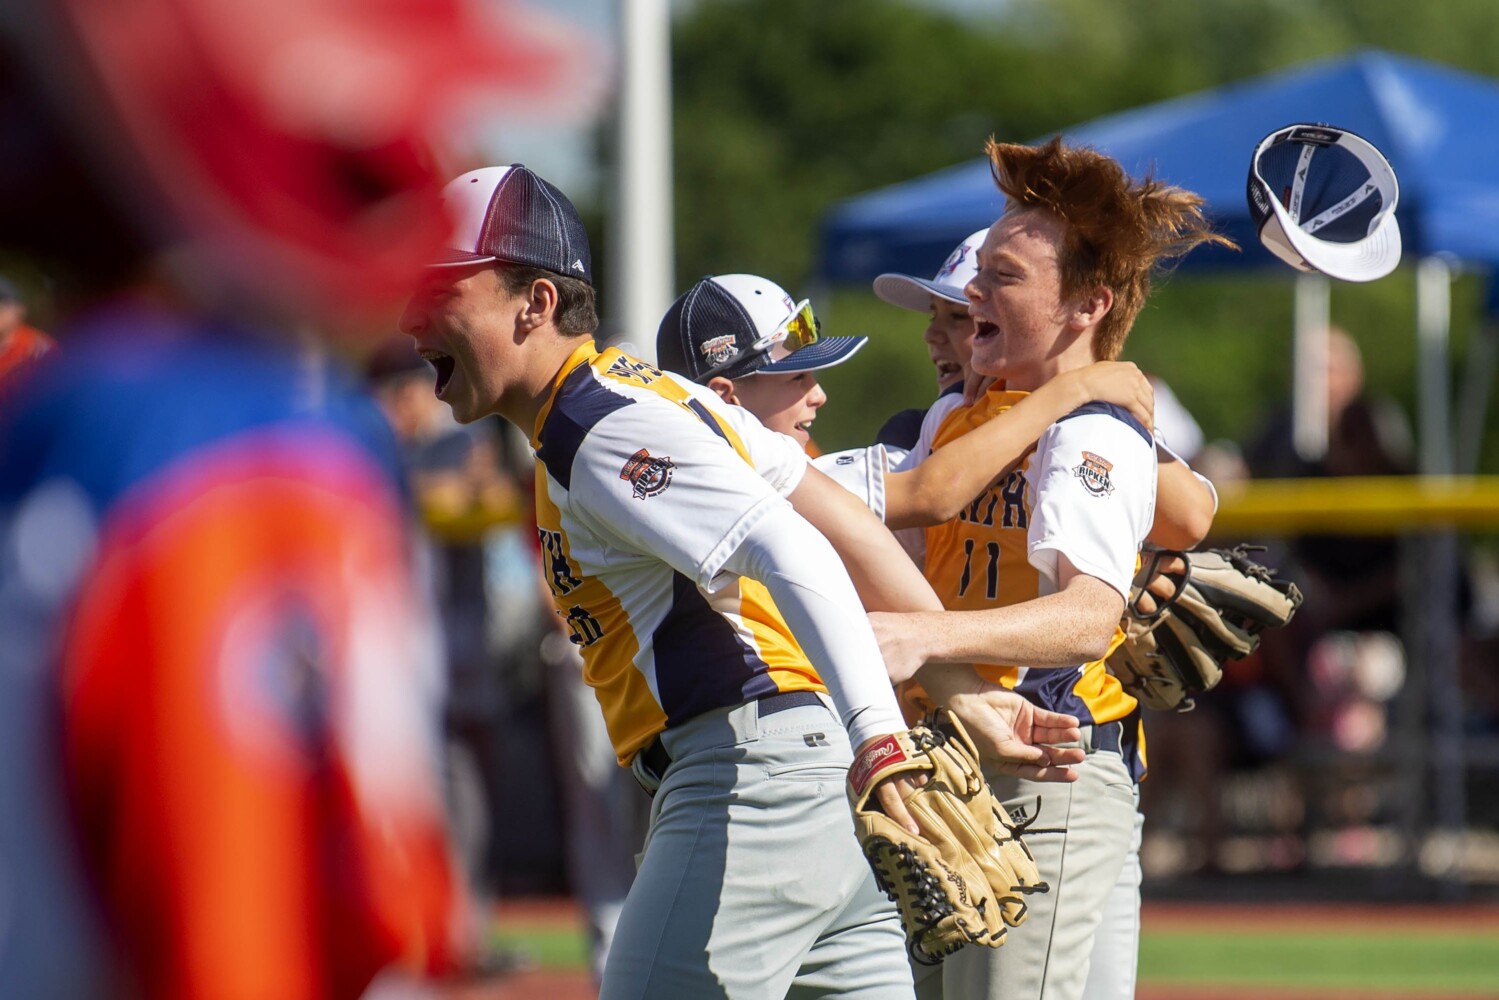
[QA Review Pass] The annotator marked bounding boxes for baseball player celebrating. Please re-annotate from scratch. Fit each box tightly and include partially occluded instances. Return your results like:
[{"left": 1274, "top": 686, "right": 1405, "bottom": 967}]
[
  {"left": 400, "top": 165, "right": 1085, "bottom": 1000},
  {"left": 656, "top": 273, "right": 1156, "bottom": 536},
  {"left": 869, "top": 228, "right": 991, "bottom": 451},
  {"left": 872, "top": 138, "right": 1229, "bottom": 1000}
]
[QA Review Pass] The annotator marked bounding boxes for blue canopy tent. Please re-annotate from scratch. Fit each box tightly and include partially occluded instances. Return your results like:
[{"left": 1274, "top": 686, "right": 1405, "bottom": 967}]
[
  {"left": 821, "top": 48, "right": 1499, "bottom": 470},
  {"left": 820, "top": 49, "right": 1499, "bottom": 284},
  {"left": 821, "top": 50, "right": 1499, "bottom": 887}
]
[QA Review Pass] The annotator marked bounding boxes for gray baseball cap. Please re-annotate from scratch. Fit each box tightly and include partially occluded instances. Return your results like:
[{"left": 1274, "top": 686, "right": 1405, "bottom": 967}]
[{"left": 431, "top": 165, "right": 593, "bottom": 285}]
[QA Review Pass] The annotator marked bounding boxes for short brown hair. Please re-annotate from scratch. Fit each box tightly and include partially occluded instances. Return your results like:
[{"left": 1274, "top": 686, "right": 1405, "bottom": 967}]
[
  {"left": 985, "top": 136, "right": 1236, "bottom": 360},
  {"left": 494, "top": 263, "right": 599, "bottom": 336}
]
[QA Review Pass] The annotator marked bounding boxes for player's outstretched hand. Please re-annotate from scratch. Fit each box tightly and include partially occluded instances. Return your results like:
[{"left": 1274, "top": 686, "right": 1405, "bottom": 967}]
[
  {"left": 962, "top": 369, "right": 998, "bottom": 406},
  {"left": 917, "top": 664, "right": 1084, "bottom": 782}
]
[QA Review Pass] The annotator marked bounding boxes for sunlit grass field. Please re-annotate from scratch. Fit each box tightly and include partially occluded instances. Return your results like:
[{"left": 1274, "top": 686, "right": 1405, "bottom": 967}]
[
  {"left": 491, "top": 909, "right": 1499, "bottom": 995},
  {"left": 1139, "top": 928, "right": 1499, "bottom": 994}
]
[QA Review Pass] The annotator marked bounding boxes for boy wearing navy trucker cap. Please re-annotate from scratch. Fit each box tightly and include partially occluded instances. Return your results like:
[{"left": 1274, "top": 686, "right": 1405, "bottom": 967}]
[
  {"left": 656, "top": 272, "right": 869, "bottom": 451},
  {"left": 403, "top": 165, "right": 1089, "bottom": 1000}
]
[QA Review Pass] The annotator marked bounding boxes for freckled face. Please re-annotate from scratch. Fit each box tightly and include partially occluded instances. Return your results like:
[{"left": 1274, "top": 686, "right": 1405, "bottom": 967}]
[{"left": 963, "top": 209, "right": 1074, "bottom": 390}]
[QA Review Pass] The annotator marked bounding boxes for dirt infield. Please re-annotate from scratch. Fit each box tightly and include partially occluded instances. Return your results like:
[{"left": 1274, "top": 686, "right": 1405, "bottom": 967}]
[
  {"left": 469, "top": 898, "right": 1499, "bottom": 1000},
  {"left": 450, "top": 969, "right": 595, "bottom": 1000}
]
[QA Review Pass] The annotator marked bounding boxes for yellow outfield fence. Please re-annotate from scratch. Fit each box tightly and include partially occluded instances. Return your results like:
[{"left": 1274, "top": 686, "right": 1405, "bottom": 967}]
[
  {"left": 1210, "top": 476, "right": 1499, "bottom": 536},
  {"left": 421, "top": 477, "right": 1499, "bottom": 540}
]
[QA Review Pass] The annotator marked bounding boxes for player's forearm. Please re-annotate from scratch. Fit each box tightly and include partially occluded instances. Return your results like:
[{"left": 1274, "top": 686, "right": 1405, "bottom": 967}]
[
  {"left": 884, "top": 375, "right": 1095, "bottom": 530},
  {"left": 1148, "top": 457, "right": 1216, "bottom": 549},
  {"left": 721, "top": 503, "right": 906, "bottom": 747},
  {"left": 904, "top": 576, "right": 1125, "bottom": 671},
  {"left": 787, "top": 466, "right": 945, "bottom": 612}
]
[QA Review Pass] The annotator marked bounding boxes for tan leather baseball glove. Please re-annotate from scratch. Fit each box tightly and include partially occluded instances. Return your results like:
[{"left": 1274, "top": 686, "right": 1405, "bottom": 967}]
[
  {"left": 1108, "top": 545, "right": 1303, "bottom": 712},
  {"left": 847, "top": 710, "right": 1047, "bottom": 965}
]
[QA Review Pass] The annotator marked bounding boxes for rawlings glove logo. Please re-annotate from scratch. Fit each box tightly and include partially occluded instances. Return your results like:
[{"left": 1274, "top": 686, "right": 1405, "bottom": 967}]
[{"left": 850, "top": 735, "right": 907, "bottom": 793}]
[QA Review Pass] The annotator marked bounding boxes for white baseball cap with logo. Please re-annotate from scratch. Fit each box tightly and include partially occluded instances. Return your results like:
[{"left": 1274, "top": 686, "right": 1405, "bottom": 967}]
[
  {"left": 871, "top": 228, "right": 990, "bottom": 312},
  {"left": 1247, "top": 123, "right": 1402, "bottom": 283}
]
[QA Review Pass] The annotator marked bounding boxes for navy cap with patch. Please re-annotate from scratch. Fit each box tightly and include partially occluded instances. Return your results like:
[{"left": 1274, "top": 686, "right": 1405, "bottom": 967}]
[{"left": 656, "top": 274, "right": 865, "bottom": 384}]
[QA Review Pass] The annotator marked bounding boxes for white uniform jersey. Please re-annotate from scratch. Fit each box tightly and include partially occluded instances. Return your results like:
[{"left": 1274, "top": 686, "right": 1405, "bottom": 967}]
[
  {"left": 918, "top": 393, "right": 1157, "bottom": 777},
  {"left": 1024, "top": 410, "right": 1158, "bottom": 599},
  {"left": 532, "top": 344, "right": 827, "bottom": 766},
  {"left": 811, "top": 444, "right": 898, "bottom": 522}
]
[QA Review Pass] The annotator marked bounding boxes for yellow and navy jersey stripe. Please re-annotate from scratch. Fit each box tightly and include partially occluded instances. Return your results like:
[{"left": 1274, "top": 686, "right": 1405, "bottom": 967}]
[
  {"left": 531, "top": 342, "right": 823, "bottom": 765},
  {"left": 922, "top": 389, "right": 1154, "bottom": 779}
]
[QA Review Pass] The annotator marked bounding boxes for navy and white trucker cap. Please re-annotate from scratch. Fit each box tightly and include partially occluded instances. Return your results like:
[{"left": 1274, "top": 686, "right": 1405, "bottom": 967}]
[
  {"left": 431, "top": 164, "right": 593, "bottom": 284},
  {"left": 1247, "top": 124, "right": 1401, "bottom": 283},
  {"left": 657, "top": 274, "right": 866, "bottom": 383},
  {"left": 872, "top": 227, "right": 989, "bottom": 312}
]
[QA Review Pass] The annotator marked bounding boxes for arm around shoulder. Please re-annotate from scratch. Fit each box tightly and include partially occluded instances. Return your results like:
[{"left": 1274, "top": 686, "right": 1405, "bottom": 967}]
[{"left": 1148, "top": 454, "right": 1216, "bottom": 550}]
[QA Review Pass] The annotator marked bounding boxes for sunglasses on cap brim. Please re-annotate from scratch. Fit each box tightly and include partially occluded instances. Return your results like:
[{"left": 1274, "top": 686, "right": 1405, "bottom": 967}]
[
  {"left": 744, "top": 300, "right": 820, "bottom": 357},
  {"left": 725, "top": 300, "right": 823, "bottom": 378}
]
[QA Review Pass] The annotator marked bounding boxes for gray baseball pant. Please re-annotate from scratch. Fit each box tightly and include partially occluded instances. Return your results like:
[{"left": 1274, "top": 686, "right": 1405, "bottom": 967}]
[
  {"left": 601, "top": 696, "right": 915, "bottom": 1000},
  {"left": 916, "top": 729, "right": 1139, "bottom": 1000}
]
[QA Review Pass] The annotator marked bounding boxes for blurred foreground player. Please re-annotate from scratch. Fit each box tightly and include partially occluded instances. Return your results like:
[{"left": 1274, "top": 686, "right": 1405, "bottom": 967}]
[
  {"left": 0, "top": 275, "right": 53, "bottom": 396},
  {"left": 0, "top": 0, "right": 585, "bottom": 996}
]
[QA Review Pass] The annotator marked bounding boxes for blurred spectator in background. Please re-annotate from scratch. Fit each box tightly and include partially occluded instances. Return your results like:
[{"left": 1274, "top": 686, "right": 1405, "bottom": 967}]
[
  {"left": 1244, "top": 325, "right": 1413, "bottom": 739},
  {"left": 541, "top": 610, "right": 651, "bottom": 985},
  {"left": 0, "top": 0, "right": 589, "bottom": 995},
  {"left": 1144, "top": 325, "right": 1416, "bottom": 876},
  {"left": 0, "top": 274, "right": 53, "bottom": 397},
  {"left": 1145, "top": 328, "right": 1413, "bottom": 875},
  {"left": 367, "top": 337, "right": 521, "bottom": 948}
]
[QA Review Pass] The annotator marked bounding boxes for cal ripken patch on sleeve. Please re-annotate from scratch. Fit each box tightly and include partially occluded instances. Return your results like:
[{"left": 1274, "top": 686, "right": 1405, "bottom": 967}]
[
  {"left": 1073, "top": 450, "right": 1115, "bottom": 497},
  {"left": 620, "top": 448, "right": 675, "bottom": 499}
]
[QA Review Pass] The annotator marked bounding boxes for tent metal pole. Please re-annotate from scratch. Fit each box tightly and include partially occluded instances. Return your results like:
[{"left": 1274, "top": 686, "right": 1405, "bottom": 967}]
[
  {"left": 1414, "top": 255, "right": 1466, "bottom": 898},
  {"left": 1292, "top": 273, "right": 1330, "bottom": 461},
  {"left": 1416, "top": 258, "right": 1454, "bottom": 475}
]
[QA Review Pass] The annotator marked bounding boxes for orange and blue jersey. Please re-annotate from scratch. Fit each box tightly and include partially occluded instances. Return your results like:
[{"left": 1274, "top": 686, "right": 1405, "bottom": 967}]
[
  {"left": 920, "top": 387, "right": 1157, "bottom": 779},
  {"left": 0, "top": 307, "right": 459, "bottom": 999},
  {"left": 531, "top": 342, "right": 823, "bottom": 765}
]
